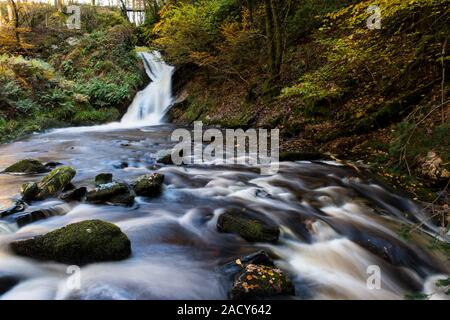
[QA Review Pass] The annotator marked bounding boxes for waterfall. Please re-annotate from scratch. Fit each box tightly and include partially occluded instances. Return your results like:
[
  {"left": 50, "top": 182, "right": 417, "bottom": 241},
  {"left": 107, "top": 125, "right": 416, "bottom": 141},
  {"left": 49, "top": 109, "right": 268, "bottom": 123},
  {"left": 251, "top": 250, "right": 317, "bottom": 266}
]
[{"left": 121, "top": 51, "right": 175, "bottom": 126}]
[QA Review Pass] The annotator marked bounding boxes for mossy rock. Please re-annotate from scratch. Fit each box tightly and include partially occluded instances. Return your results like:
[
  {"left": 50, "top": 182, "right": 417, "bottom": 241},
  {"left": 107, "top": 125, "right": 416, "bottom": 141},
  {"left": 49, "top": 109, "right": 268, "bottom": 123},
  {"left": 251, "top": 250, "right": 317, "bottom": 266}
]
[
  {"left": 231, "top": 264, "right": 295, "bottom": 300},
  {"left": 21, "top": 182, "right": 39, "bottom": 203},
  {"left": 35, "top": 166, "right": 77, "bottom": 200},
  {"left": 87, "top": 182, "right": 134, "bottom": 206},
  {"left": 4, "top": 159, "right": 48, "bottom": 174},
  {"left": 95, "top": 173, "right": 113, "bottom": 186},
  {"left": 132, "top": 173, "right": 165, "bottom": 197},
  {"left": 217, "top": 209, "right": 280, "bottom": 243},
  {"left": 10, "top": 220, "right": 131, "bottom": 265}
]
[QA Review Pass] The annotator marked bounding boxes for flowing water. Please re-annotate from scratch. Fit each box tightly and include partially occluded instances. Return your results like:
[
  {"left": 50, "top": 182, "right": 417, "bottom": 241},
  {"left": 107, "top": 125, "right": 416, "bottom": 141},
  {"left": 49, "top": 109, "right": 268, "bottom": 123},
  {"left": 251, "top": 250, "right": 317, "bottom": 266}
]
[{"left": 0, "top": 53, "right": 448, "bottom": 300}]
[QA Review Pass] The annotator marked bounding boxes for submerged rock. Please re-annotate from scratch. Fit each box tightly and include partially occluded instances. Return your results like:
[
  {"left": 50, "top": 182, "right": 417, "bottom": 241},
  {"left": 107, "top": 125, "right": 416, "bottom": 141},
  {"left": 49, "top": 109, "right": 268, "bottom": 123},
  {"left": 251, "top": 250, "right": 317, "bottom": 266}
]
[
  {"left": 95, "top": 173, "right": 113, "bottom": 186},
  {"left": 3, "top": 159, "right": 48, "bottom": 174},
  {"left": 14, "top": 205, "right": 69, "bottom": 227},
  {"left": 10, "top": 220, "right": 131, "bottom": 265},
  {"left": 231, "top": 264, "right": 295, "bottom": 300},
  {"left": 0, "top": 200, "right": 26, "bottom": 218},
  {"left": 44, "top": 162, "right": 63, "bottom": 169},
  {"left": 132, "top": 173, "right": 164, "bottom": 197},
  {"left": 221, "top": 251, "right": 274, "bottom": 276},
  {"left": 60, "top": 187, "right": 87, "bottom": 202},
  {"left": 87, "top": 182, "right": 134, "bottom": 206},
  {"left": 217, "top": 209, "right": 280, "bottom": 243}
]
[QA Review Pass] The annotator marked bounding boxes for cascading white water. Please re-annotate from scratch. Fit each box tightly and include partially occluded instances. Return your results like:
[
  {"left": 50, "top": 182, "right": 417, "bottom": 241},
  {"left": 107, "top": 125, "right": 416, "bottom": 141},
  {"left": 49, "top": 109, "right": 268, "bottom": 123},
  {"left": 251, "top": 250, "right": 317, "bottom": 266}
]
[{"left": 121, "top": 51, "right": 175, "bottom": 126}]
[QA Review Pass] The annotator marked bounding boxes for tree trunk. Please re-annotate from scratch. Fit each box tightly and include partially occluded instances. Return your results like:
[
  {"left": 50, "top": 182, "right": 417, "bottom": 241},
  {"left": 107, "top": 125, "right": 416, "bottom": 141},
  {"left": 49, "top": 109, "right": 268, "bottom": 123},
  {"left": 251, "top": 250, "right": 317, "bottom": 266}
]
[
  {"left": 7, "top": 0, "right": 20, "bottom": 45},
  {"left": 264, "top": 0, "right": 284, "bottom": 81},
  {"left": 119, "top": 0, "right": 130, "bottom": 23}
]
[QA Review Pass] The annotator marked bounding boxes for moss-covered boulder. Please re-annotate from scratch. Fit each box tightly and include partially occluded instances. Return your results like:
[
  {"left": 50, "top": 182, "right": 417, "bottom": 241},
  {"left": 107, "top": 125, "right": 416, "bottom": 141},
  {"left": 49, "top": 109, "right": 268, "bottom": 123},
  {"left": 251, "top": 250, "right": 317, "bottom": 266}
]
[
  {"left": 10, "top": 220, "right": 131, "bottom": 265},
  {"left": 21, "top": 182, "right": 40, "bottom": 203},
  {"left": 4, "top": 159, "right": 48, "bottom": 174},
  {"left": 217, "top": 209, "right": 280, "bottom": 243},
  {"left": 95, "top": 173, "right": 113, "bottom": 186},
  {"left": 231, "top": 264, "right": 295, "bottom": 300},
  {"left": 87, "top": 182, "right": 134, "bottom": 206},
  {"left": 35, "top": 166, "right": 77, "bottom": 200},
  {"left": 132, "top": 173, "right": 164, "bottom": 197}
]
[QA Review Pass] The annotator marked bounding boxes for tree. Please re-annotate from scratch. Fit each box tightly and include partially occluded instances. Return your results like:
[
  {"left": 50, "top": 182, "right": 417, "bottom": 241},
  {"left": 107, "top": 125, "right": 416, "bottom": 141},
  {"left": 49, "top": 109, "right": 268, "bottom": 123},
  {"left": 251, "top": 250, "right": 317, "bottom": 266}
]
[
  {"left": 7, "top": 0, "right": 19, "bottom": 44},
  {"left": 264, "top": 0, "right": 291, "bottom": 81}
]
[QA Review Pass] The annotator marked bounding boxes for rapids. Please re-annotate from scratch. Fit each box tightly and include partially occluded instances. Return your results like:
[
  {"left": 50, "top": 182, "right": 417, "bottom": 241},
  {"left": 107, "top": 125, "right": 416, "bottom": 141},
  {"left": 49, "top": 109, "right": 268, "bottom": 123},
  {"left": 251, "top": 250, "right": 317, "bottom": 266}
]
[{"left": 0, "top": 52, "right": 448, "bottom": 300}]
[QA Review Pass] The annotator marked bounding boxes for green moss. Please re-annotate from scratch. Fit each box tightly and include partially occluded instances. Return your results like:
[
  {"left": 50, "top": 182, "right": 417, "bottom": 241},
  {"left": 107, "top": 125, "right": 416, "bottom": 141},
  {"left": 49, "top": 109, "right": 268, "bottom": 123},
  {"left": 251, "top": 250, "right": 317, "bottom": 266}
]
[
  {"left": 36, "top": 166, "right": 77, "bottom": 200},
  {"left": 217, "top": 209, "right": 279, "bottom": 243},
  {"left": 10, "top": 219, "right": 131, "bottom": 265},
  {"left": 132, "top": 173, "right": 165, "bottom": 197},
  {"left": 95, "top": 173, "right": 113, "bottom": 186},
  {"left": 21, "top": 182, "right": 39, "bottom": 203},
  {"left": 4, "top": 159, "right": 47, "bottom": 174}
]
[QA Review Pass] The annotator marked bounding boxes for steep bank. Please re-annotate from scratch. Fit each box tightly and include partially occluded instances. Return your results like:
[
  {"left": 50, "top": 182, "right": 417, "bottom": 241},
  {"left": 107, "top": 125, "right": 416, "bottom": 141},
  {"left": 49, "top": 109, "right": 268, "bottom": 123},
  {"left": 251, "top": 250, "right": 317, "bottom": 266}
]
[
  {"left": 164, "top": 0, "right": 449, "bottom": 207},
  {"left": 0, "top": 6, "right": 146, "bottom": 143}
]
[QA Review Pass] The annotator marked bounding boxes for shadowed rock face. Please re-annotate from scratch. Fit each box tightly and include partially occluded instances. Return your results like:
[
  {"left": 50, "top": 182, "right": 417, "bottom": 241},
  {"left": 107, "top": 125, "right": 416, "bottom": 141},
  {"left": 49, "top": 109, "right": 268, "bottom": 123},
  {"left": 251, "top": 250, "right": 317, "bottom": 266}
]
[
  {"left": 217, "top": 208, "right": 280, "bottom": 243},
  {"left": 3, "top": 159, "right": 48, "bottom": 174},
  {"left": 10, "top": 220, "right": 131, "bottom": 265}
]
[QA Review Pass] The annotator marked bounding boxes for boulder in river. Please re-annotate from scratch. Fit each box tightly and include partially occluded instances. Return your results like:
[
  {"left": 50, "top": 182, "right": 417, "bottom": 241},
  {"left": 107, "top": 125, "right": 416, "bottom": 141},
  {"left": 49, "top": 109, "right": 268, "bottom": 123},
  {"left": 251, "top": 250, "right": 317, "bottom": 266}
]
[
  {"left": 217, "top": 209, "right": 280, "bottom": 243},
  {"left": 21, "top": 182, "right": 39, "bottom": 203},
  {"left": 132, "top": 173, "right": 164, "bottom": 197},
  {"left": 231, "top": 264, "right": 295, "bottom": 300},
  {"left": 95, "top": 173, "right": 113, "bottom": 186},
  {"left": 35, "top": 166, "right": 77, "bottom": 200},
  {"left": 60, "top": 187, "right": 87, "bottom": 202},
  {"left": 10, "top": 220, "right": 131, "bottom": 265},
  {"left": 87, "top": 182, "right": 135, "bottom": 206},
  {"left": 3, "top": 159, "right": 48, "bottom": 174}
]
